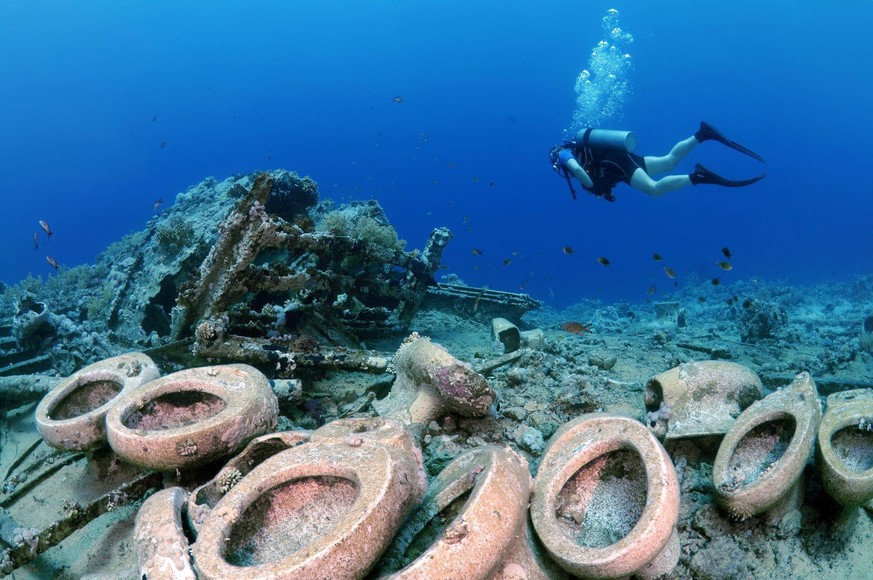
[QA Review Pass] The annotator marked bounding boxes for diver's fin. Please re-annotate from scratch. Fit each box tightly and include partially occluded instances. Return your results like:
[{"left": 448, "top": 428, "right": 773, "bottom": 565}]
[
  {"left": 695, "top": 121, "right": 766, "bottom": 163},
  {"left": 689, "top": 163, "right": 766, "bottom": 187}
]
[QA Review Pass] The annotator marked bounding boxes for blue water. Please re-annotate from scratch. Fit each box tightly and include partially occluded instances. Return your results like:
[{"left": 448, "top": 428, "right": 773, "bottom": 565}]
[{"left": 1, "top": 0, "right": 871, "bottom": 306}]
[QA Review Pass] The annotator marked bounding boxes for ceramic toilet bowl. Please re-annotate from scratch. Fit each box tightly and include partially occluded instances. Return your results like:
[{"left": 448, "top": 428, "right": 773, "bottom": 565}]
[
  {"left": 191, "top": 438, "right": 423, "bottom": 579},
  {"left": 713, "top": 372, "right": 821, "bottom": 520},
  {"left": 816, "top": 389, "right": 873, "bottom": 507},
  {"left": 106, "top": 364, "right": 278, "bottom": 470},
  {"left": 36, "top": 352, "right": 160, "bottom": 451},
  {"left": 530, "top": 414, "right": 680, "bottom": 579},
  {"left": 134, "top": 486, "right": 196, "bottom": 579},
  {"left": 187, "top": 430, "right": 311, "bottom": 536},
  {"left": 377, "top": 445, "right": 564, "bottom": 579}
]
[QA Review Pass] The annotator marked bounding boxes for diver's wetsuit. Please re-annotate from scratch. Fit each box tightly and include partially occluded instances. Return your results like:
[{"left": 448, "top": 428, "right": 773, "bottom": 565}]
[{"left": 568, "top": 146, "right": 646, "bottom": 201}]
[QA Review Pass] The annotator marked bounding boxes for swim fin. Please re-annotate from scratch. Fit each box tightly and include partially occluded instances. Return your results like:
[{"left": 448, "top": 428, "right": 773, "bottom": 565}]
[
  {"left": 695, "top": 121, "right": 766, "bottom": 163},
  {"left": 689, "top": 163, "right": 766, "bottom": 187}
]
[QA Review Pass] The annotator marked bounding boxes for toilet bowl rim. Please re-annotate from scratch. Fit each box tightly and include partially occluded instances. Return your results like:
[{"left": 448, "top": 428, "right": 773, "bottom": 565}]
[
  {"left": 192, "top": 441, "right": 413, "bottom": 575},
  {"left": 531, "top": 416, "right": 678, "bottom": 576},
  {"left": 105, "top": 365, "right": 269, "bottom": 438}
]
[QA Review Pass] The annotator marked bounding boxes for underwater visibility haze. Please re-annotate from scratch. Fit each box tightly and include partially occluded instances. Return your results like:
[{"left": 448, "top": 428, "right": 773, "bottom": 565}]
[
  {"left": 4, "top": 2, "right": 873, "bottom": 578},
  {"left": 1, "top": 0, "right": 872, "bottom": 303}
]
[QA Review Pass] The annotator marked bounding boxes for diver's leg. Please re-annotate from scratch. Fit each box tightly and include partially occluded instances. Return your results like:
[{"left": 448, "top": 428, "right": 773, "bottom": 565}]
[
  {"left": 630, "top": 168, "right": 692, "bottom": 198},
  {"left": 643, "top": 136, "right": 698, "bottom": 175}
]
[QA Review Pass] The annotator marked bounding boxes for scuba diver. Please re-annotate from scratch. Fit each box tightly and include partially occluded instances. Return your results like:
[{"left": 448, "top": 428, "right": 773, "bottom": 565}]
[{"left": 549, "top": 122, "right": 766, "bottom": 201}]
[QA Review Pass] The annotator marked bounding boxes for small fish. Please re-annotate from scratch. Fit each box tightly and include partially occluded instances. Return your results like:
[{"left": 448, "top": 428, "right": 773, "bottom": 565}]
[
  {"left": 432, "top": 179, "right": 438, "bottom": 185},
  {"left": 647, "top": 285, "right": 657, "bottom": 294},
  {"left": 46, "top": 255, "right": 59, "bottom": 270},
  {"left": 711, "top": 278, "right": 721, "bottom": 286},
  {"left": 488, "top": 181, "right": 494, "bottom": 187},
  {"left": 698, "top": 296, "right": 707, "bottom": 303},
  {"left": 502, "top": 258, "right": 512, "bottom": 266},
  {"left": 652, "top": 253, "right": 663, "bottom": 261},
  {"left": 463, "top": 216, "right": 471, "bottom": 224},
  {"left": 392, "top": 96, "right": 404, "bottom": 103},
  {"left": 33, "top": 232, "right": 38, "bottom": 250},
  {"left": 160, "top": 140, "right": 168, "bottom": 149},
  {"left": 726, "top": 296, "right": 735, "bottom": 305},
  {"left": 562, "top": 321, "right": 591, "bottom": 335},
  {"left": 39, "top": 220, "right": 53, "bottom": 238},
  {"left": 562, "top": 246, "right": 574, "bottom": 255},
  {"left": 471, "top": 176, "right": 480, "bottom": 183},
  {"left": 471, "top": 248, "right": 483, "bottom": 256},
  {"left": 717, "top": 261, "right": 733, "bottom": 271},
  {"left": 152, "top": 198, "right": 163, "bottom": 211},
  {"left": 151, "top": 115, "right": 157, "bottom": 122},
  {"left": 596, "top": 257, "right": 610, "bottom": 267},
  {"left": 663, "top": 265, "right": 676, "bottom": 279},
  {"left": 721, "top": 246, "right": 732, "bottom": 259}
]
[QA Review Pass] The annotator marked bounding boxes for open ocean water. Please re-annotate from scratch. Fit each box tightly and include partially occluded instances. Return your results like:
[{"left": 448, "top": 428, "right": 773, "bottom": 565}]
[{"left": 2, "top": 0, "right": 872, "bottom": 304}]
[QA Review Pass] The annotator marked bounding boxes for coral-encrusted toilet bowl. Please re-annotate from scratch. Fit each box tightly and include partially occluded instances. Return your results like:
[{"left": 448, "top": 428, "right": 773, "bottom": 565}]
[
  {"left": 190, "top": 439, "right": 423, "bottom": 579},
  {"left": 816, "top": 389, "right": 873, "bottom": 507},
  {"left": 531, "top": 413, "right": 680, "bottom": 579},
  {"left": 713, "top": 372, "right": 821, "bottom": 521},
  {"left": 376, "top": 445, "right": 563, "bottom": 579},
  {"left": 134, "top": 487, "right": 197, "bottom": 579},
  {"left": 36, "top": 352, "right": 160, "bottom": 451},
  {"left": 105, "top": 364, "right": 278, "bottom": 470}
]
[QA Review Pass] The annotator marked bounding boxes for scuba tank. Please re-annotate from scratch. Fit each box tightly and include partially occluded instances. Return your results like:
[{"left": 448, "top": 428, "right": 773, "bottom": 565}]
[
  {"left": 574, "top": 128, "right": 637, "bottom": 153},
  {"left": 550, "top": 128, "right": 637, "bottom": 200}
]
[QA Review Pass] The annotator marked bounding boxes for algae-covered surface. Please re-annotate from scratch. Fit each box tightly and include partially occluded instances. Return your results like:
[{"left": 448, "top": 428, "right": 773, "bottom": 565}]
[{"left": 1, "top": 173, "right": 872, "bottom": 579}]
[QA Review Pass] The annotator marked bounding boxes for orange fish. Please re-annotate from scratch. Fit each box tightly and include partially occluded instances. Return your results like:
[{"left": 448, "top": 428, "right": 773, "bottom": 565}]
[
  {"left": 33, "top": 232, "right": 38, "bottom": 250},
  {"left": 663, "top": 265, "right": 676, "bottom": 279},
  {"left": 562, "top": 321, "right": 591, "bottom": 335},
  {"left": 39, "top": 220, "right": 53, "bottom": 238},
  {"left": 46, "top": 255, "right": 59, "bottom": 270}
]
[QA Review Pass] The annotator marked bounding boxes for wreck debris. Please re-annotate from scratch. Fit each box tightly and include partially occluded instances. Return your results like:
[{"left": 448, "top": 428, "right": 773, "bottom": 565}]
[
  {"left": 0, "top": 375, "right": 61, "bottom": 407},
  {"left": 171, "top": 173, "right": 280, "bottom": 339},
  {"left": 192, "top": 332, "right": 390, "bottom": 377},
  {"left": 170, "top": 173, "right": 454, "bottom": 351},
  {"left": 422, "top": 283, "right": 542, "bottom": 323},
  {"left": 0, "top": 470, "right": 163, "bottom": 574},
  {"left": 473, "top": 349, "right": 527, "bottom": 377}
]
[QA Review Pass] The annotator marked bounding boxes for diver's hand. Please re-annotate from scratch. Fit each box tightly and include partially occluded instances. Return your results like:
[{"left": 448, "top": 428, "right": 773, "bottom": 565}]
[{"left": 560, "top": 153, "right": 594, "bottom": 189}]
